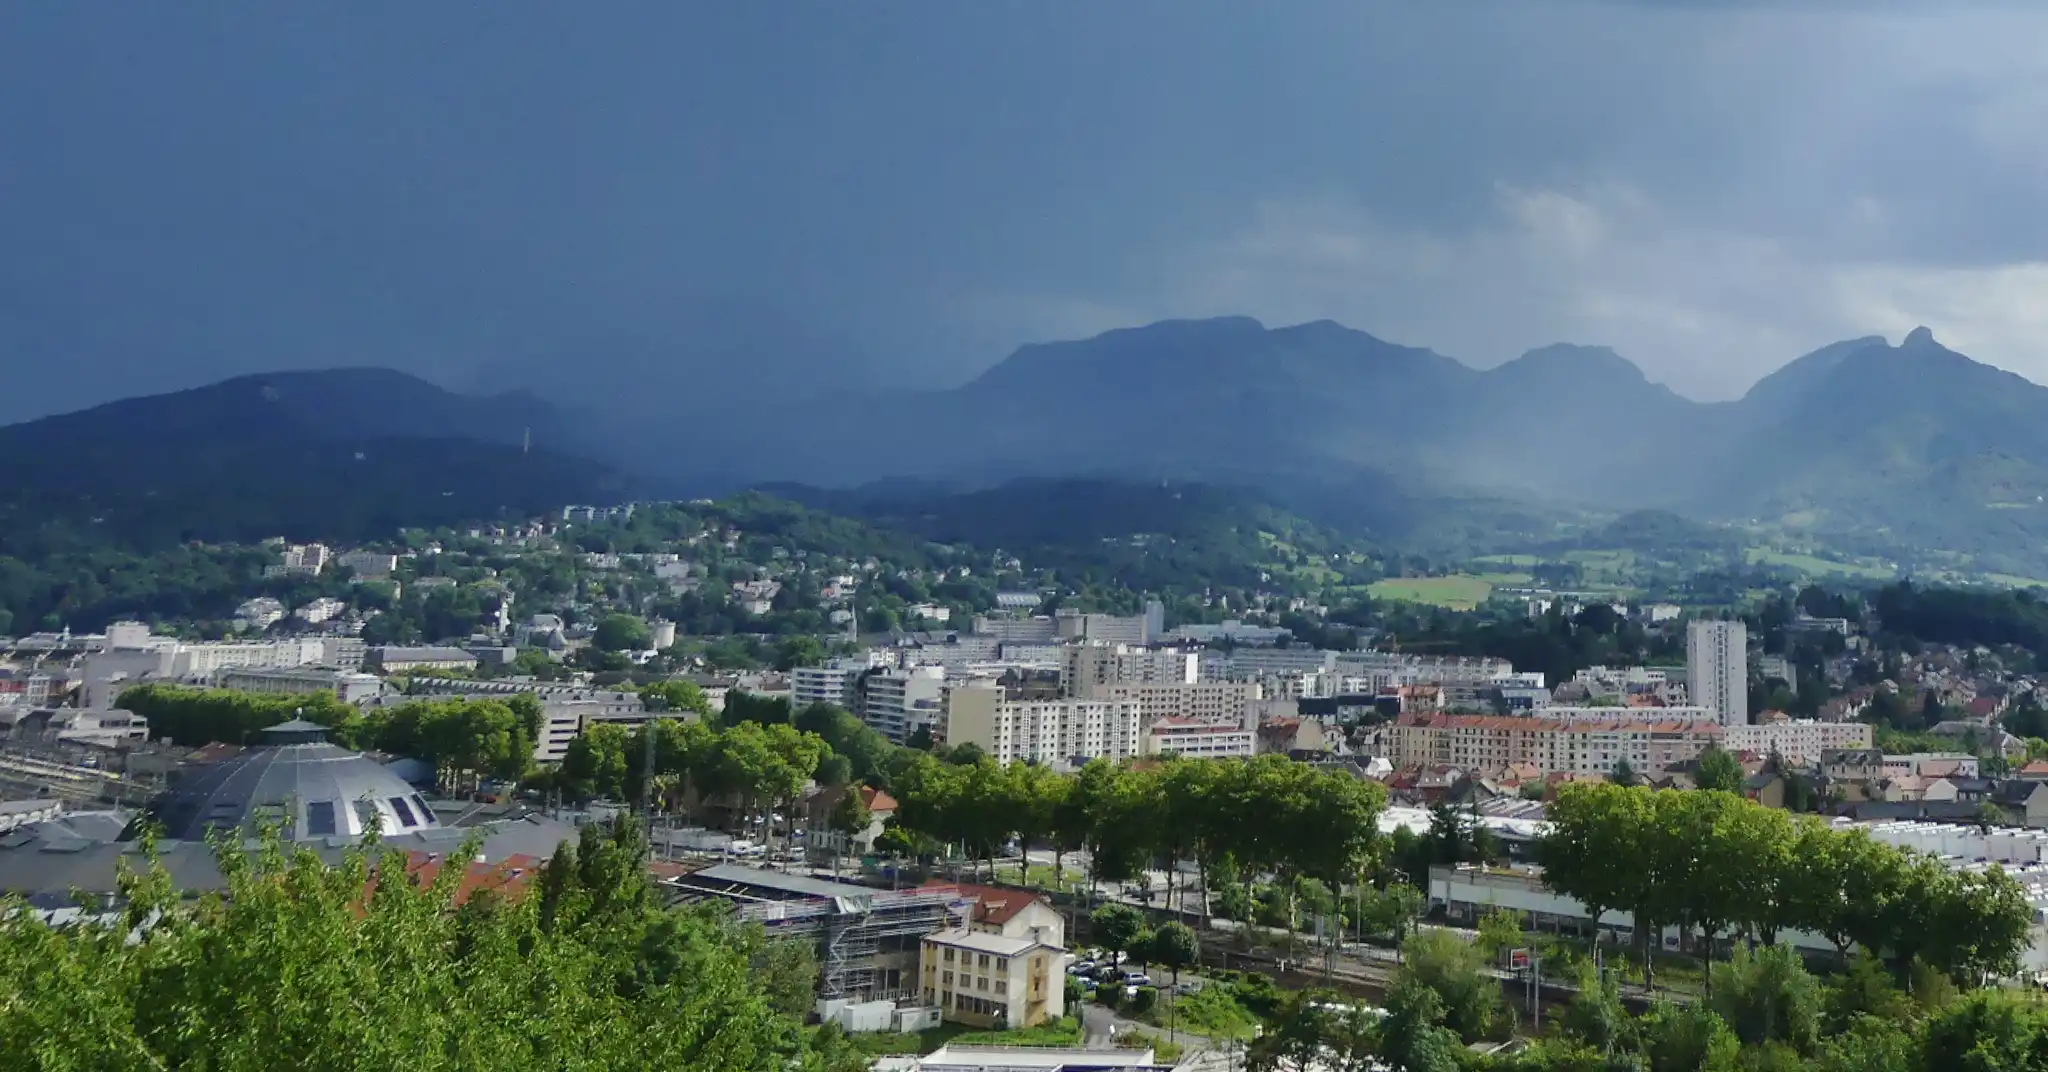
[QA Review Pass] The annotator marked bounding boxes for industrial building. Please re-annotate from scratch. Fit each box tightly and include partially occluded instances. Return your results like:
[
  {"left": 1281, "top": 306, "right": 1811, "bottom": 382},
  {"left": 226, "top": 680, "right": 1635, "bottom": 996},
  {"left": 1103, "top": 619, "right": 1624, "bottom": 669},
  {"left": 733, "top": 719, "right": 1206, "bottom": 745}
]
[{"left": 661, "top": 863, "right": 967, "bottom": 1001}]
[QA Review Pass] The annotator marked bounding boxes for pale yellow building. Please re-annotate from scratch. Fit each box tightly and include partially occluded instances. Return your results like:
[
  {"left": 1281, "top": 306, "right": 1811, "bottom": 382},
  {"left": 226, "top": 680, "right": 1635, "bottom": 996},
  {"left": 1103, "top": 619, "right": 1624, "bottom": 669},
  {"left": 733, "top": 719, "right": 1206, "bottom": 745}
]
[{"left": 919, "top": 929, "right": 1065, "bottom": 1029}]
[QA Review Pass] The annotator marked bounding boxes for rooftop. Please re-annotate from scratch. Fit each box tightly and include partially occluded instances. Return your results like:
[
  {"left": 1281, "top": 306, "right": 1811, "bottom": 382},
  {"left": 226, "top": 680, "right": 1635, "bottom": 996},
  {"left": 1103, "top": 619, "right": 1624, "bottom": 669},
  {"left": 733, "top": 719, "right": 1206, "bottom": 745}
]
[{"left": 921, "top": 927, "right": 1046, "bottom": 957}]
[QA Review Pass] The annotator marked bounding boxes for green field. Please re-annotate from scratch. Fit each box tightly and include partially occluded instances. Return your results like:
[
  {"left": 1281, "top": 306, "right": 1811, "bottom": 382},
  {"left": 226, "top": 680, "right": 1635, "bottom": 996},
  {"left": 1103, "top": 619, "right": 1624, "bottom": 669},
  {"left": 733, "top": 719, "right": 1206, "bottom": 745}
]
[
  {"left": 1369, "top": 572, "right": 1530, "bottom": 610},
  {"left": 1743, "top": 548, "right": 1896, "bottom": 580}
]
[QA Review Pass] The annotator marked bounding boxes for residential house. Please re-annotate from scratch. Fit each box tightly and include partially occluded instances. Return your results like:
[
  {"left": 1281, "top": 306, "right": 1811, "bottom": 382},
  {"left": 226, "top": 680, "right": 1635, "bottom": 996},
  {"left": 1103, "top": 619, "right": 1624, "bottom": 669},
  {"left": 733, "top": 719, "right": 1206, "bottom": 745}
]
[
  {"left": 1255, "top": 716, "right": 1332, "bottom": 755},
  {"left": 1992, "top": 779, "right": 2048, "bottom": 828},
  {"left": 927, "top": 883, "right": 1066, "bottom": 948}
]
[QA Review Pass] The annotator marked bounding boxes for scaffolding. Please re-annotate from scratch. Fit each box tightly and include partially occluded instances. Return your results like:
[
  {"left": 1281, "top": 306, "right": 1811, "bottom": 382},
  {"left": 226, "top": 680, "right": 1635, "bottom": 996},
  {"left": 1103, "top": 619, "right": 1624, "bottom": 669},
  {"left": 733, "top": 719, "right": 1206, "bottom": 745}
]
[{"left": 666, "top": 864, "right": 967, "bottom": 1001}]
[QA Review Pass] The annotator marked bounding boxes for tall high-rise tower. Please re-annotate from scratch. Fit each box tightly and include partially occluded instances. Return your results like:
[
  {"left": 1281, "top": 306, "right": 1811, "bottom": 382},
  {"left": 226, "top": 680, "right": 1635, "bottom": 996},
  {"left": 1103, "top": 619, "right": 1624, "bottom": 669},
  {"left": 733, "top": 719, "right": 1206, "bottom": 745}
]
[{"left": 1687, "top": 619, "right": 1749, "bottom": 728}]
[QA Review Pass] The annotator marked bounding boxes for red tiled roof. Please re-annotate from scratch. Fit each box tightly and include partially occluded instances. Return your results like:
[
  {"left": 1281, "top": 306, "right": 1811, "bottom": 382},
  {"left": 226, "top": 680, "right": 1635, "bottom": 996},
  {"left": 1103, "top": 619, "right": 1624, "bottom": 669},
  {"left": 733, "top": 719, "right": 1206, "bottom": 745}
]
[
  {"left": 860, "top": 786, "right": 900, "bottom": 813},
  {"left": 369, "top": 851, "right": 545, "bottom": 907},
  {"left": 915, "top": 881, "right": 1051, "bottom": 927}
]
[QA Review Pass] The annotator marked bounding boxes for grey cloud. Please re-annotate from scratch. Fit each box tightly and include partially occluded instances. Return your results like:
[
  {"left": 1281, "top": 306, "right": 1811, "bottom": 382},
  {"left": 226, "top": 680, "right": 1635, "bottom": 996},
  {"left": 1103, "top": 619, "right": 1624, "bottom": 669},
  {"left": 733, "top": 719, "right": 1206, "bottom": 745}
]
[{"left": 1, "top": 2, "right": 2047, "bottom": 420}]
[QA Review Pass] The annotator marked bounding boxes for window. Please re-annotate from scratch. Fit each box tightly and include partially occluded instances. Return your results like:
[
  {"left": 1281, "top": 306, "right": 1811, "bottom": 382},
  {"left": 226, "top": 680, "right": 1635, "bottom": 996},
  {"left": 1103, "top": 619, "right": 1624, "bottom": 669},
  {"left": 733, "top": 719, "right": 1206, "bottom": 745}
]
[
  {"left": 977, "top": 954, "right": 990, "bottom": 969},
  {"left": 352, "top": 799, "right": 380, "bottom": 834},
  {"left": 942, "top": 971, "right": 953, "bottom": 986},
  {"left": 305, "top": 801, "right": 337, "bottom": 837},
  {"left": 994, "top": 980, "right": 1008, "bottom": 995},
  {"left": 389, "top": 797, "right": 417, "bottom": 828}
]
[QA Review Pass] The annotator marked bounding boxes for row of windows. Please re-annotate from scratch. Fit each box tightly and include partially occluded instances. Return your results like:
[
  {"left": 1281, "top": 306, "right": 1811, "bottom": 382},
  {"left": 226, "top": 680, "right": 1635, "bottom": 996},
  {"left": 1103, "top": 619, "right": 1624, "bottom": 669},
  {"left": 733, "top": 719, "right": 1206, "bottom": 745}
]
[
  {"left": 939, "top": 948, "right": 1004, "bottom": 970},
  {"left": 302, "top": 794, "right": 434, "bottom": 837}
]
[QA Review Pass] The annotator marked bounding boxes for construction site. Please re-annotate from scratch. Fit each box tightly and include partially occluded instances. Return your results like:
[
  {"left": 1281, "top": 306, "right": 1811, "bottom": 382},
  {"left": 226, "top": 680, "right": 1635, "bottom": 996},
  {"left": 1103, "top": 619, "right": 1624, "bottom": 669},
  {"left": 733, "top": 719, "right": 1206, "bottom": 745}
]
[{"left": 661, "top": 863, "right": 968, "bottom": 1001}]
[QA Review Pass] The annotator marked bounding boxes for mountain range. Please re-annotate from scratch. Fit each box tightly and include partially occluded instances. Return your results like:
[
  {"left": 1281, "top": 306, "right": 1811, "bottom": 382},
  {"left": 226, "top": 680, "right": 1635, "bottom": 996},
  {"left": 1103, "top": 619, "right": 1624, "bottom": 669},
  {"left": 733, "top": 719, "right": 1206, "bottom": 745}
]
[
  {"left": 640, "top": 317, "right": 2048, "bottom": 565},
  {"left": 0, "top": 369, "right": 630, "bottom": 552},
  {"left": 6, "top": 317, "right": 2046, "bottom": 570}
]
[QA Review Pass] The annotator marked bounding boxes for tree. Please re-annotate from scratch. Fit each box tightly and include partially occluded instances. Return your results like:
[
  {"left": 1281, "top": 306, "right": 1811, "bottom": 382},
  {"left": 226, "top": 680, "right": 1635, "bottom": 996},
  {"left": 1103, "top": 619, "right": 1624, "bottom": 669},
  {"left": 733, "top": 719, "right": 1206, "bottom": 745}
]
[
  {"left": 1609, "top": 758, "right": 1640, "bottom": 787},
  {"left": 642, "top": 679, "right": 713, "bottom": 718},
  {"left": 773, "top": 635, "right": 826, "bottom": 672},
  {"left": 593, "top": 613, "right": 653, "bottom": 652},
  {"left": 1247, "top": 991, "right": 1385, "bottom": 1072},
  {"left": 0, "top": 821, "right": 830, "bottom": 1070},
  {"left": 560, "top": 721, "right": 631, "bottom": 801},
  {"left": 1709, "top": 944, "right": 1822, "bottom": 1056},
  {"left": 1147, "top": 921, "right": 1201, "bottom": 990},
  {"left": 1917, "top": 989, "right": 2048, "bottom": 1071},
  {"left": 826, "top": 791, "right": 872, "bottom": 876},
  {"left": 1092, "top": 903, "right": 1147, "bottom": 969},
  {"left": 1637, "top": 1001, "right": 1741, "bottom": 1072},
  {"left": 1396, "top": 929, "right": 1501, "bottom": 1043},
  {"left": 1475, "top": 907, "right": 1526, "bottom": 965},
  {"left": 1378, "top": 978, "right": 1466, "bottom": 1072},
  {"left": 1694, "top": 745, "right": 1745, "bottom": 794},
  {"left": 1556, "top": 963, "right": 1632, "bottom": 1056},
  {"left": 1362, "top": 883, "right": 1426, "bottom": 955}
]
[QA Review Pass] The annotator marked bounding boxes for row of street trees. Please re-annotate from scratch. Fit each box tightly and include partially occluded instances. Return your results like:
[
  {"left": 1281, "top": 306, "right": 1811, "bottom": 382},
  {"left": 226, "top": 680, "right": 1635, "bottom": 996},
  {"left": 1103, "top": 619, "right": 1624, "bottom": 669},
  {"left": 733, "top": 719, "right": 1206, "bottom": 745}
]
[
  {"left": 887, "top": 751, "right": 1389, "bottom": 933},
  {"left": 1542, "top": 782, "right": 2034, "bottom": 992}
]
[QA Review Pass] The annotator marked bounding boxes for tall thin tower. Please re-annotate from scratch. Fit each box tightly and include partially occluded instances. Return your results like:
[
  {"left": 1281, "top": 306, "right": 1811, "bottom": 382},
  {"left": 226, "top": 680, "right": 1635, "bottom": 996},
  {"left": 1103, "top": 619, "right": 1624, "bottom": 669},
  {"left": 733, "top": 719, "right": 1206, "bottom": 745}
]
[{"left": 1687, "top": 619, "right": 1749, "bottom": 728}]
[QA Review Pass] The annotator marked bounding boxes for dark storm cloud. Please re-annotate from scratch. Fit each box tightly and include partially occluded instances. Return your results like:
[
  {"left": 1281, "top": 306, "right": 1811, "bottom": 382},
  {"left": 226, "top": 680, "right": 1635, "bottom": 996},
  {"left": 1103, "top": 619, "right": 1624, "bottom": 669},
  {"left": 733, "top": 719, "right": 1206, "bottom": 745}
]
[{"left": 2, "top": 2, "right": 2046, "bottom": 421}]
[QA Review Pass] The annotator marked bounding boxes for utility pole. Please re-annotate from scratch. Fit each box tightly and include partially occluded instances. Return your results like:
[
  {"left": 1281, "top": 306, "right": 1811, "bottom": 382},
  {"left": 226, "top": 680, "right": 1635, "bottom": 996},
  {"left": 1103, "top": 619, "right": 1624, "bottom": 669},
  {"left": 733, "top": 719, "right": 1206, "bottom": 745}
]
[{"left": 640, "top": 717, "right": 657, "bottom": 844}]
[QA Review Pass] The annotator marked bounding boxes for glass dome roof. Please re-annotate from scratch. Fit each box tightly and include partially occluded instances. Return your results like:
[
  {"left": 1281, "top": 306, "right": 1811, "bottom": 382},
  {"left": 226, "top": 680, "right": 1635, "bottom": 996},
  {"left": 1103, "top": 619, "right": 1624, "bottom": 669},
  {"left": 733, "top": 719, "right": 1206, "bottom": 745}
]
[{"left": 126, "top": 719, "right": 441, "bottom": 842}]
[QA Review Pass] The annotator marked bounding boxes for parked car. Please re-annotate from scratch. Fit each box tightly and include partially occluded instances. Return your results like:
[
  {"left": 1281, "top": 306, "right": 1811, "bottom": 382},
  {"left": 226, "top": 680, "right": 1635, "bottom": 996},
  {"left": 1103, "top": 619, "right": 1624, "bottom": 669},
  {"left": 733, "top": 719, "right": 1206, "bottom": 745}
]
[
  {"left": 1122, "top": 972, "right": 1153, "bottom": 987},
  {"left": 1067, "top": 960, "right": 1097, "bottom": 975}
]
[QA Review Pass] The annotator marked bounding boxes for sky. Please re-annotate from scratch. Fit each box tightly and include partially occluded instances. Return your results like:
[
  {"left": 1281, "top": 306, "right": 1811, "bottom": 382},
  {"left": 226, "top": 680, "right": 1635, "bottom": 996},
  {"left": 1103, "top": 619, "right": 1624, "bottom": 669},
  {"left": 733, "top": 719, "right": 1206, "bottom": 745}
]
[{"left": 4, "top": 1, "right": 2048, "bottom": 423}]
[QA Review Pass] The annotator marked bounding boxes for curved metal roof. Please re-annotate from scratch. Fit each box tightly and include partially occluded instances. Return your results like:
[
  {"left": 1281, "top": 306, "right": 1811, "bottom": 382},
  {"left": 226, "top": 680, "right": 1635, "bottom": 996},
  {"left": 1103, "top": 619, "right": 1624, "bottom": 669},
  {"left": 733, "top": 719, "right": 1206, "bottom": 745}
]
[{"left": 126, "top": 721, "right": 441, "bottom": 842}]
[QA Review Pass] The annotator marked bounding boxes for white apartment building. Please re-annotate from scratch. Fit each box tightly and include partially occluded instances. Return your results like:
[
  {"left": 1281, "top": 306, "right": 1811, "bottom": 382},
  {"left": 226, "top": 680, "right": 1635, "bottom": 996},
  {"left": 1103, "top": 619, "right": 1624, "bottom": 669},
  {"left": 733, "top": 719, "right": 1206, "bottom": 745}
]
[
  {"left": 1095, "top": 681, "right": 1260, "bottom": 726},
  {"left": 1143, "top": 717, "right": 1255, "bottom": 759},
  {"left": 80, "top": 627, "right": 351, "bottom": 707},
  {"left": 971, "top": 617, "right": 1062, "bottom": 645},
  {"left": 1202, "top": 647, "right": 1337, "bottom": 681},
  {"left": 791, "top": 656, "right": 885, "bottom": 712},
  {"left": 1723, "top": 720, "right": 1874, "bottom": 765},
  {"left": 857, "top": 665, "right": 948, "bottom": 744},
  {"left": 375, "top": 680, "right": 650, "bottom": 763},
  {"left": 1687, "top": 620, "right": 1749, "bottom": 728},
  {"left": 235, "top": 597, "right": 286, "bottom": 631},
  {"left": 217, "top": 666, "right": 387, "bottom": 705},
  {"left": 1052, "top": 604, "right": 1163, "bottom": 646},
  {"left": 336, "top": 550, "right": 399, "bottom": 578},
  {"left": 1166, "top": 619, "right": 1290, "bottom": 646},
  {"left": 294, "top": 598, "right": 347, "bottom": 625},
  {"left": 1388, "top": 713, "right": 1723, "bottom": 778},
  {"left": 942, "top": 684, "right": 1143, "bottom": 769},
  {"left": 264, "top": 543, "right": 331, "bottom": 577},
  {"left": 1062, "top": 642, "right": 1198, "bottom": 699}
]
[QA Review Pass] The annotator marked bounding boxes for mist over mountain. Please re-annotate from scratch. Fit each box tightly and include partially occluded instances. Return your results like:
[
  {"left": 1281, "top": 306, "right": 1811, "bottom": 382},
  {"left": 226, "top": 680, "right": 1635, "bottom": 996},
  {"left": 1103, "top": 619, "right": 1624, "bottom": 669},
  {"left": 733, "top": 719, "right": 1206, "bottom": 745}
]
[
  {"left": 10, "top": 315, "right": 2048, "bottom": 569},
  {"left": 595, "top": 316, "right": 2048, "bottom": 565}
]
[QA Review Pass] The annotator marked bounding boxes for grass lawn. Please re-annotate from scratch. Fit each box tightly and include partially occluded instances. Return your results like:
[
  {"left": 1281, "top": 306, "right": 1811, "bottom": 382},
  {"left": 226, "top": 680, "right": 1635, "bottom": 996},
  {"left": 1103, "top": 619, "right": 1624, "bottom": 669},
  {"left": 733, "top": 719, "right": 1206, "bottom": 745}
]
[
  {"left": 1141, "top": 984, "right": 1263, "bottom": 1041},
  {"left": 1114, "top": 1028, "right": 1184, "bottom": 1063},
  {"left": 850, "top": 1017, "right": 1084, "bottom": 1057},
  {"left": 1981, "top": 572, "right": 2048, "bottom": 588},
  {"left": 1367, "top": 573, "right": 1529, "bottom": 610},
  {"left": 952, "top": 1017, "right": 1085, "bottom": 1047},
  {"left": 1743, "top": 547, "right": 1896, "bottom": 580}
]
